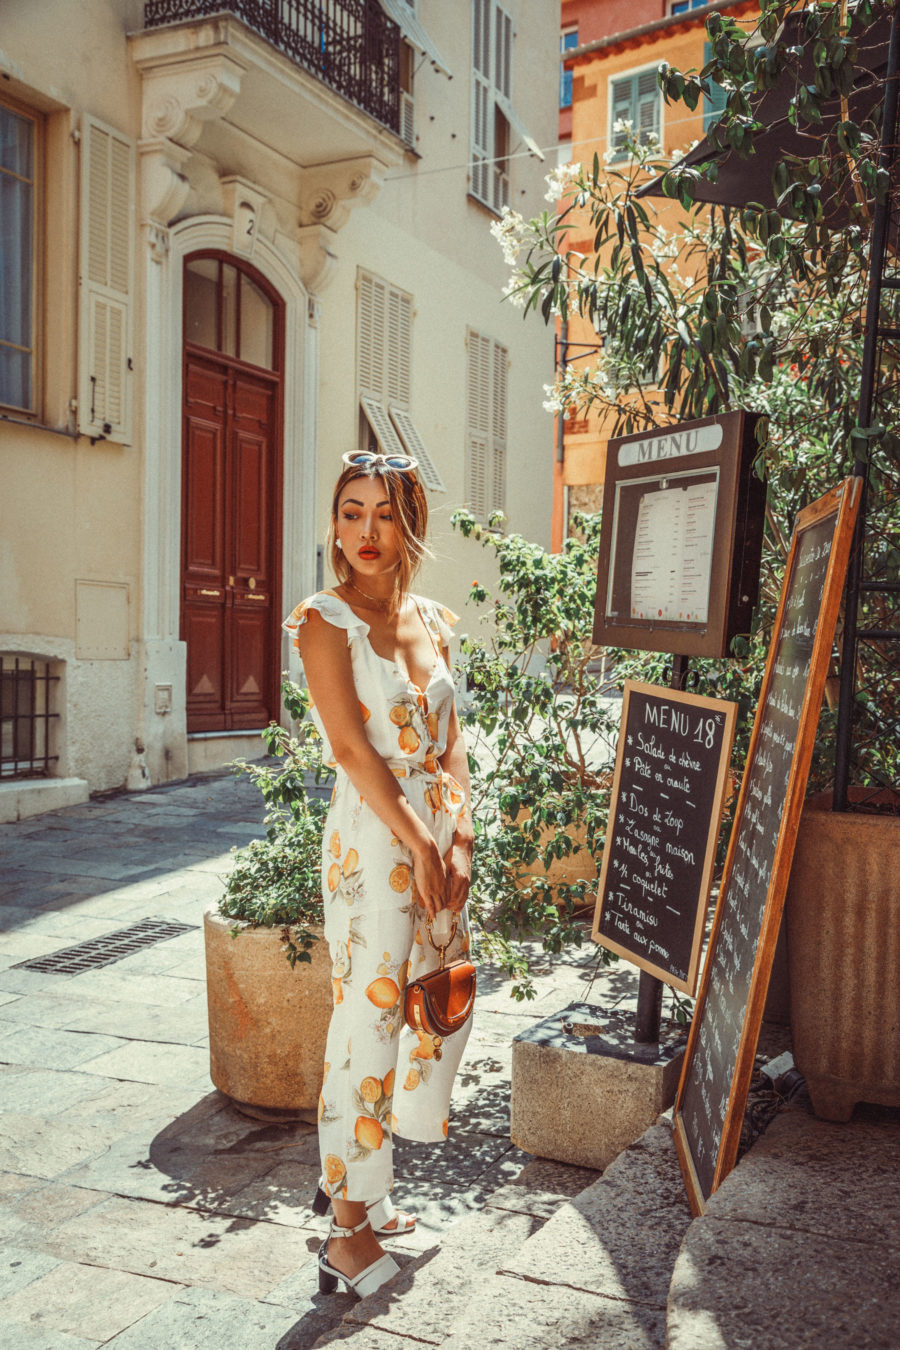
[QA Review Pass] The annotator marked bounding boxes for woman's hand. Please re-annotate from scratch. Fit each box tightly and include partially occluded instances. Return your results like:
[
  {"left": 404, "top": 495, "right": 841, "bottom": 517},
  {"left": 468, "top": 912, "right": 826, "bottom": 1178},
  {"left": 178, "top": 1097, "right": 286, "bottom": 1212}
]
[
  {"left": 412, "top": 838, "right": 448, "bottom": 920},
  {"left": 443, "top": 838, "right": 472, "bottom": 914}
]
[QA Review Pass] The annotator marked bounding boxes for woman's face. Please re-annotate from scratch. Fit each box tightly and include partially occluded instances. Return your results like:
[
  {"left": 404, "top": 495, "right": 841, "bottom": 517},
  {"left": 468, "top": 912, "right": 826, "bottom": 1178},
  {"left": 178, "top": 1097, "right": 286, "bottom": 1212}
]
[{"left": 335, "top": 474, "right": 400, "bottom": 578}]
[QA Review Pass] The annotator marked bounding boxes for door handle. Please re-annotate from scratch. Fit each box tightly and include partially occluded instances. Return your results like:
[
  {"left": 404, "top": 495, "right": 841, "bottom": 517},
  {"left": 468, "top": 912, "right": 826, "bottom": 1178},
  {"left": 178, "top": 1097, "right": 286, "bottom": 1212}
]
[{"left": 198, "top": 588, "right": 222, "bottom": 598}]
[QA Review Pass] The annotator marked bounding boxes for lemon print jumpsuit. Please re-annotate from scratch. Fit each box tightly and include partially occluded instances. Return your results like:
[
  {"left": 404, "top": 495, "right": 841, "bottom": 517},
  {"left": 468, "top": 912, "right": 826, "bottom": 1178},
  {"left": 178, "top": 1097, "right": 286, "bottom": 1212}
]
[{"left": 283, "top": 590, "right": 473, "bottom": 1204}]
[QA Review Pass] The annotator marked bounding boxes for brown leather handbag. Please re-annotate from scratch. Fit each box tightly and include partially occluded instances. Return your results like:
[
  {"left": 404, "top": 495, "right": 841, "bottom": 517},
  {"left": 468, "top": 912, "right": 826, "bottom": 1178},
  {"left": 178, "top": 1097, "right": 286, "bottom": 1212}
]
[{"left": 404, "top": 916, "right": 476, "bottom": 1060}]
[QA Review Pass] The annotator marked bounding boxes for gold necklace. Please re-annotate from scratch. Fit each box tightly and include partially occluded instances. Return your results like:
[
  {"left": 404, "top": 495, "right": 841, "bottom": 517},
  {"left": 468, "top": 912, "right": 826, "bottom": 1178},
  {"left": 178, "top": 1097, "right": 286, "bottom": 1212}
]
[{"left": 347, "top": 575, "right": 395, "bottom": 611}]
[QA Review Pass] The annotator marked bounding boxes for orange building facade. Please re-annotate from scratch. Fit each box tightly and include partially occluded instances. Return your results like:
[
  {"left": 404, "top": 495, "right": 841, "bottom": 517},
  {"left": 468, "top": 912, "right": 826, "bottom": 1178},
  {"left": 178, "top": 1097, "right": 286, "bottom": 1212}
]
[{"left": 555, "top": 1, "right": 759, "bottom": 545}]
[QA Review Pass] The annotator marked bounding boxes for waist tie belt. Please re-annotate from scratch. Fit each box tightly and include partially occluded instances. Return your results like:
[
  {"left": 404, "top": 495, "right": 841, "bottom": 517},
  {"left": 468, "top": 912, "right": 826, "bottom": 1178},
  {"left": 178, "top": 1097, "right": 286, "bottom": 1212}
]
[{"left": 337, "top": 760, "right": 466, "bottom": 816}]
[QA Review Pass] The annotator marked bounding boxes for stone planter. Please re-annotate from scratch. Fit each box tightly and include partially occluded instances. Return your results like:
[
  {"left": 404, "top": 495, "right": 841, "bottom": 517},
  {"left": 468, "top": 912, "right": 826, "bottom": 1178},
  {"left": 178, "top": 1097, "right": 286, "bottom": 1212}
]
[
  {"left": 204, "top": 906, "right": 332, "bottom": 1121},
  {"left": 785, "top": 789, "right": 900, "bottom": 1122}
]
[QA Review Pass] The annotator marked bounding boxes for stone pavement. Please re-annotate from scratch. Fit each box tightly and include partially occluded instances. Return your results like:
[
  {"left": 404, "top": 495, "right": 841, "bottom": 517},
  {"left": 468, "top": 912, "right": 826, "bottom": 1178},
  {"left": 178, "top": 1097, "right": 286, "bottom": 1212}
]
[
  {"left": 0, "top": 770, "right": 622, "bottom": 1349},
  {"left": 3, "top": 771, "right": 898, "bottom": 1350}
]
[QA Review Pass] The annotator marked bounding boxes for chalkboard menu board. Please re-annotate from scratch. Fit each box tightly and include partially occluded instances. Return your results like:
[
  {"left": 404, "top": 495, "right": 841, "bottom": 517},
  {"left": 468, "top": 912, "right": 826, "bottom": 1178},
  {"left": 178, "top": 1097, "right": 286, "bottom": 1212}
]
[
  {"left": 673, "top": 480, "right": 861, "bottom": 1214},
  {"left": 592, "top": 683, "right": 736, "bottom": 995}
]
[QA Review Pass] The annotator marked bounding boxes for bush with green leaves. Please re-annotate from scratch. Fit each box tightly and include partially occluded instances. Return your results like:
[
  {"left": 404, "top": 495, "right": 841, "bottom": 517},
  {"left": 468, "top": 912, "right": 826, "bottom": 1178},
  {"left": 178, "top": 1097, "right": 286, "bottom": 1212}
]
[
  {"left": 220, "top": 681, "right": 333, "bottom": 966},
  {"left": 490, "top": 0, "right": 899, "bottom": 792}
]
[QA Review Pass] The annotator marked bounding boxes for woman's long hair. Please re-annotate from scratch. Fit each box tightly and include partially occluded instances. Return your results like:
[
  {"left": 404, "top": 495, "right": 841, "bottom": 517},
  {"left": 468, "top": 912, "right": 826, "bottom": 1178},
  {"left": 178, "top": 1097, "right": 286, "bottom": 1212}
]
[{"left": 327, "top": 461, "right": 430, "bottom": 609}]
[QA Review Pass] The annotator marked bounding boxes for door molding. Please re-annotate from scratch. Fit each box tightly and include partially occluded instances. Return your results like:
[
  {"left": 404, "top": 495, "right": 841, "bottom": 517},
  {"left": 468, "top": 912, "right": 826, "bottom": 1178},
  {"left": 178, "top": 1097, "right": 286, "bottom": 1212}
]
[{"left": 142, "top": 217, "right": 317, "bottom": 700}]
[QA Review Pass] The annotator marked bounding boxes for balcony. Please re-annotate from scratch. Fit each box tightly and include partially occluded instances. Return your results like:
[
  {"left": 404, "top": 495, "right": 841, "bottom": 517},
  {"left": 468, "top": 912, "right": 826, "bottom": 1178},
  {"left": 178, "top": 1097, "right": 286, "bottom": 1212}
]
[{"left": 143, "top": 0, "right": 402, "bottom": 136}]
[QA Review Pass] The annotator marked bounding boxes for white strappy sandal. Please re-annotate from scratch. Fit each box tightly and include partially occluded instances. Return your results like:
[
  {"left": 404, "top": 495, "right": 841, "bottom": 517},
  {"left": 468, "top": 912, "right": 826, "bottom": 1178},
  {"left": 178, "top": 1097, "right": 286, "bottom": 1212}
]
[
  {"left": 367, "top": 1194, "right": 418, "bottom": 1237},
  {"left": 317, "top": 1216, "right": 400, "bottom": 1298},
  {"left": 312, "top": 1184, "right": 417, "bottom": 1237}
]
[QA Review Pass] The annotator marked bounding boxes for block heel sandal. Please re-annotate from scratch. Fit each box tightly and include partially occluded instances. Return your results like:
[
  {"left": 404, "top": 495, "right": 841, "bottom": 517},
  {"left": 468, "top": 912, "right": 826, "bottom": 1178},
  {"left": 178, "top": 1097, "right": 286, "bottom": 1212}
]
[{"left": 317, "top": 1217, "right": 400, "bottom": 1298}]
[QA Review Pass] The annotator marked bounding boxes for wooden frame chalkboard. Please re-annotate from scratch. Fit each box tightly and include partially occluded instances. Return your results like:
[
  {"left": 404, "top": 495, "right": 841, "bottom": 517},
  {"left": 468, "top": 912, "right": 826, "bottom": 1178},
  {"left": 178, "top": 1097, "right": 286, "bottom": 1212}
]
[
  {"left": 592, "top": 682, "right": 737, "bottom": 995},
  {"left": 673, "top": 479, "right": 861, "bottom": 1215}
]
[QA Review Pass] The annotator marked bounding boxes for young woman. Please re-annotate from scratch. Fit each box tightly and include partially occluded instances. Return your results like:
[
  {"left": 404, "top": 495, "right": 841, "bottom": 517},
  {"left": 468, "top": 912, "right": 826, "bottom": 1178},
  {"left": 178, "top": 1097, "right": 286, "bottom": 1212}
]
[{"left": 283, "top": 451, "right": 474, "bottom": 1298}]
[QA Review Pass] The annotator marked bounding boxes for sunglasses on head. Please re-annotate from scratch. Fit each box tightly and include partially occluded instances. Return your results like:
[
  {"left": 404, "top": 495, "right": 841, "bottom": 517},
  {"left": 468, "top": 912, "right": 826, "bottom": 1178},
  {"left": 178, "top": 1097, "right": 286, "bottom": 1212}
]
[{"left": 342, "top": 451, "right": 418, "bottom": 473}]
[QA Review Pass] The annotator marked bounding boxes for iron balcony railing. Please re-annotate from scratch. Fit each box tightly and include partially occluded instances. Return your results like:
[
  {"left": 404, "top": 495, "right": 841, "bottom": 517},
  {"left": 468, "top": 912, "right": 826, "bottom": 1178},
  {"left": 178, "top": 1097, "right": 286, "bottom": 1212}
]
[{"left": 143, "top": 0, "right": 402, "bottom": 135}]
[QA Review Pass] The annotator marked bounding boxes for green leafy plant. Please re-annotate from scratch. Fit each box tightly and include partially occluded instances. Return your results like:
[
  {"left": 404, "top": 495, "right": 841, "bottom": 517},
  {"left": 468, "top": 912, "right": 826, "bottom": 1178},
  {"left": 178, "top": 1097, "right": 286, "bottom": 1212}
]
[
  {"left": 452, "top": 509, "right": 624, "bottom": 999},
  {"left": 220, "top": 681, "right": 333, "bottom": 967},
  {"left": 489, "top": 0, "right": 899, "bottom": 792}
]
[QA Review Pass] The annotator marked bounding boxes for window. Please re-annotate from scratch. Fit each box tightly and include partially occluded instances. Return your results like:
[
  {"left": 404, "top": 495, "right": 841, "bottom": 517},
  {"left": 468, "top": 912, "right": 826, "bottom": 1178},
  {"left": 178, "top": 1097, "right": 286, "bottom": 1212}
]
[
  {"left": 471, "top": 0, "right": 541, "bottom": 212},
  {"left": 1, "top": 656, "right": 59, "bottom": 779},
  {"left": 356, "top": 270, "right": 444, "bottom": 491},
  {"left": 184, "top": 256, "right": 276, "bottom": 369},
  {"left": 466, "top": 329, "right": 507, "bottom": 521},
  {"left": 703, "top": 40, "right": 728, "bottom": 130},
  {"left": 609, "top": 68, "right": 661, "bottom": 160},
  {"left": 560, "top": 28, "right": 578, "bottom": 109},
  {"left": 0, "top": 100, "right": 38, "bottom": 413},
  {"left": 669, "top": 0, "right": 709, "bottom": 14}
]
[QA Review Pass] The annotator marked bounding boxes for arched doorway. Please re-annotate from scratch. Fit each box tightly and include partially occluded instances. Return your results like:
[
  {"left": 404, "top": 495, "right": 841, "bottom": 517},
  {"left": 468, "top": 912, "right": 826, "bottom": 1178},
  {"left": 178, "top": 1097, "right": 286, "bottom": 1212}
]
[{"left": 180, "top": 252, "right": 284, "bottom": 733}]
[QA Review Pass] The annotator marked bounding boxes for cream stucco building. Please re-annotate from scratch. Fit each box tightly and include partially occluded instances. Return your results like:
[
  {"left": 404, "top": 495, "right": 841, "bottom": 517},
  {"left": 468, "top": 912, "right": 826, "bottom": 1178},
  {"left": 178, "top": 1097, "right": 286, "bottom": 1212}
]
[{"left": 0, "top": 0, "right": 558, "bottom": 818}]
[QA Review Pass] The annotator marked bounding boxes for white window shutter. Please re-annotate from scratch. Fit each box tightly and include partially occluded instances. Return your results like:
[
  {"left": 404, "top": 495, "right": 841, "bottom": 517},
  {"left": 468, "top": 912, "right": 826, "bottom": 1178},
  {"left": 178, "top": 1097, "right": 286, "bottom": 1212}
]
[
  {"left": 491, "top": 340, "right": 507, "bottom": 515},
  {"left": 360, "top": 395, "right": 406, "bottom": 456},
  {"left": 387, "top": 287, "right": 412, "bottom": 407},
  {"left": 389, "top": 407, "right": 445, "bottom": 492},
  {"left": 78, "top": 115, "right": 134, "bottom": 443},
  {"left": 494, "top": 6, "right": 512, "bottom": 100},
  {"left": 467, "top": 435, "right": 489, "bottom": 520},
  {"left": 358, "top": 271, "right": 387, "bottom": 400}
]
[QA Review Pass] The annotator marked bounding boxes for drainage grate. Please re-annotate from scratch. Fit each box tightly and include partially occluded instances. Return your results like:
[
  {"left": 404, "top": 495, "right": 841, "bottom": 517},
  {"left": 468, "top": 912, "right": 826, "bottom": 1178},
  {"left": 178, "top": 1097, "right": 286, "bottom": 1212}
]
[{"left": 13, "top": 917, "right": 199, "bottom": 975}]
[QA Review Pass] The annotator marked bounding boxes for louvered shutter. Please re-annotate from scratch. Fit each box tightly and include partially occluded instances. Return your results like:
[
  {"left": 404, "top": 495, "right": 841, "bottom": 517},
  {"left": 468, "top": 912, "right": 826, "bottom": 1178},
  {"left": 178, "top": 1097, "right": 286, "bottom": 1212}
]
[
  {"left": 389, "top": 408, "right": 445, "bottom": 492},
  {"left": 358, "top": 271, "right": 387, "bottom": 400},
  {"left": 636, "top": 69, "right": 660, "bottom": 142},
  {"left": 387, "top": 287, "right": 412, "bottom": 407},
  {"left": 466, "top": 330, "right": 492, "bottom": 519},
  {"left": 78, "top": 115, "right": 134, "bottom": 443},
  {"left": 610, "top": 75, "right": 635, "bottom": 156},
  {"left": 491, "top": 340, "right": 507, "bottom": 516},
  {"left": 494, "top": 5, "right": 512, "bottom": 100},
  {"left": 360, "top": 395, "right": 406, "bottom": 456},
  {"left": 471, "top": 0, "right": 491, "bottom": 205},
  {"left": 703, "top": 41, "right": 728, "bottom": 130}
]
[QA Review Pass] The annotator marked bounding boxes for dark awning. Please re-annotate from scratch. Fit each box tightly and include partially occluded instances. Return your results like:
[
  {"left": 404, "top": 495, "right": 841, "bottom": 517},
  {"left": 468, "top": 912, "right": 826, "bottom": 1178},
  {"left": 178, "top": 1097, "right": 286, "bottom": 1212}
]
[{"left": 636, "top": 13, "right": 891, "bottom": 226}]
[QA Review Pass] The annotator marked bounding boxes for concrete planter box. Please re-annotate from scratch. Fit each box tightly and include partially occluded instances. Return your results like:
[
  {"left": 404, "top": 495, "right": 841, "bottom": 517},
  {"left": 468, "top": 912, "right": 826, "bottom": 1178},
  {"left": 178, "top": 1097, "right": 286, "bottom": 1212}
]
[
  {"left": 204, "top": 906, "right": 332, "bottom": 1121},
  {"left": 785, "top": 789, "right": 900, "bottom": 1122}
]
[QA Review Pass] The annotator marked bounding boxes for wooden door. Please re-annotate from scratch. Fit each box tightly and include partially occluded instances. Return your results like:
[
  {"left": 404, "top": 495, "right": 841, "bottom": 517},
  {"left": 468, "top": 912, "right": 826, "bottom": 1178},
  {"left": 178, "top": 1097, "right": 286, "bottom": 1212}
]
[{"left": 181, "top": 352, "right": 280, "bottom": 732}]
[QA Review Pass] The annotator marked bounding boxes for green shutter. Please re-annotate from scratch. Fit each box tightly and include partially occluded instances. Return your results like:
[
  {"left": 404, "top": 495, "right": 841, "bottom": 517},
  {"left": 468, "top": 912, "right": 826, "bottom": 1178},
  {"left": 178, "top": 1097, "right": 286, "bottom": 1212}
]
[{"left": 703, "top": 41, "right": 728, "bottom": 130}]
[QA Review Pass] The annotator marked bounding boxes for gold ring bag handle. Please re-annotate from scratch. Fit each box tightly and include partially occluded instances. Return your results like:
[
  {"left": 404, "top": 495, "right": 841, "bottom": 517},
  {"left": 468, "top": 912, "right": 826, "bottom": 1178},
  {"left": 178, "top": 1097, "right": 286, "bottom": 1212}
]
[{"left": 424, "top": 914, "right": 458, "bottom": 970}]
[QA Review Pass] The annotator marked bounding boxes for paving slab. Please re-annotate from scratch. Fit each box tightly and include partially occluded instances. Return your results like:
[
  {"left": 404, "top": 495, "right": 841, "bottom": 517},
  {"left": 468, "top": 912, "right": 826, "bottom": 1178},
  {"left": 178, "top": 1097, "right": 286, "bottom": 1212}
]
[
  {"left": 696, "top": 1109, "right": 900, "bottom": 1247},
  {"left": 102, "top": 1283, "right": 323, "bottom": 1350},
  {"left": 41, "top": 1195, "right": 321, "bottom": 1299},
  {"left": 0, "top": 1316, "right": 100, "bottom": 1348},
  {"left": 54, "top": 1081, "right": 215, "bottom": 1133},
  {"left": 668, "top": 1217, "right": 899, "bottom": 1350},
  {"left": 485, "top": 1157, "right": 600, "bottom": 1220},
  {"left": 0, "top": 1067, "right": 118, "bottom": 1117},
  {"left": 0, "top": 1114, "right": 120, "bottom": 1181},
  {"left": 0, "top": 1182, "right": 110, "bottom": 1242},
  {"left": 0, "top": 1246, "right": 61, "bottom": 1299},
  {"left": 338, "top": 1207, "right": 541, "bottom": 1346},
  {"left": 0, "top": 1261, "right": 179, "bottom": 1344},
  {"left": 76, "top": 1039, "right": 211, "bottom": 1087},
  {"left": 0, "top": 994, "right": 121, "bottom": 1031},
  {"left": 440, "top": 1274, "right": 667, "bottom": 1350},
  {"left": 53, "top": 996, "right": 210, "bottom": 1046},
  {"left": 0, "top": 1026, "right": 126, "bottom": 1071},
  {"left": 47, "top": 971, "right": 201, "bottom": 1007}
]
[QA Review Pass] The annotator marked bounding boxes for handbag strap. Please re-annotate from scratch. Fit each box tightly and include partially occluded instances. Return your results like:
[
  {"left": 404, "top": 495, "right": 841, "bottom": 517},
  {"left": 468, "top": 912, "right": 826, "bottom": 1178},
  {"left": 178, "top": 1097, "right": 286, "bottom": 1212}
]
[{"left": 424, "top": 914, "right": 458, "bottom": 970}]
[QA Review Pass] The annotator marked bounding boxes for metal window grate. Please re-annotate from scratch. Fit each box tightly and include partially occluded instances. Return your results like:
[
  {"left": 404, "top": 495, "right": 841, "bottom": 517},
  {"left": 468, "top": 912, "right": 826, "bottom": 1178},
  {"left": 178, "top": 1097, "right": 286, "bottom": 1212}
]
[
  {"left": 1, "top": 656, "right": 60, "bottom": 779},
  {"left": 12, "top": 918, "right": 199, "bottom": 975},
  {"left": 143, "top": 0, "right": 402, "bottom": 136}
]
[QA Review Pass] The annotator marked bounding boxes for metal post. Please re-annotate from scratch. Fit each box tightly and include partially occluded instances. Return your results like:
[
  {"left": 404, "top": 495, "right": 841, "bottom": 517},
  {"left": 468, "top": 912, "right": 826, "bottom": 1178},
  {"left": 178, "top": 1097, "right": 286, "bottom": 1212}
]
[{"left": 833, "top": 7, "right": 900, "bottom": 810}]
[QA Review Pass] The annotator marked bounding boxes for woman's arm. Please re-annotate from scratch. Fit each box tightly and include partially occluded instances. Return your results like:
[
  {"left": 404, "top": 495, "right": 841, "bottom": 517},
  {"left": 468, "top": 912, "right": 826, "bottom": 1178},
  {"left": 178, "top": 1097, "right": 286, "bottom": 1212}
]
[
  {"left": 438, "top": 656, "right": 474, "bottom": 915},
  {"left": 296, "top": 610, "right": 447, "bottom": 917}
]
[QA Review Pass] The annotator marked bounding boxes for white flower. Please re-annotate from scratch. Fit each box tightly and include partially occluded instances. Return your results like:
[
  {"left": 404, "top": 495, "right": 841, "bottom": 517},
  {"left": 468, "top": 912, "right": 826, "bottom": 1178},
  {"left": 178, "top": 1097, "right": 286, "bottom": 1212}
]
[
  {"left": 490, "top": 206, "right": 526, "bottom": 266},
  {"left": 544, "top": 161, "right": 581, "bottom": 203}
]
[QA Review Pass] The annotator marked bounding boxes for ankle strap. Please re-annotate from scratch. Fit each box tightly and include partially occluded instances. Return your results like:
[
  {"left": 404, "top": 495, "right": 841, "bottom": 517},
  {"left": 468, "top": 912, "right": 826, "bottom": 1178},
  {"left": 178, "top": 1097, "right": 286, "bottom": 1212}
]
[{"left": 330, "top": 1216, "right": 371, "bottom": 1239}]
